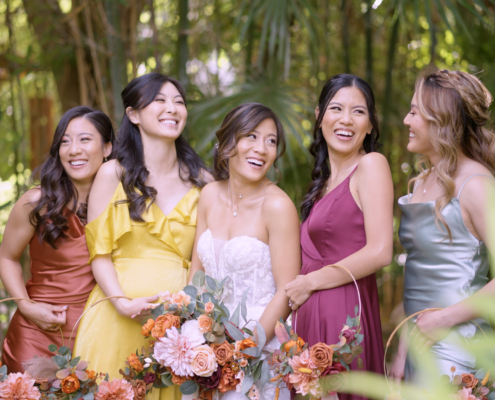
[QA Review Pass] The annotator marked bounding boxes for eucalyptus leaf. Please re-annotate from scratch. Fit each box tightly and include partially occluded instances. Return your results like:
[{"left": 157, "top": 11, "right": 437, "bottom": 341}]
[
  {"left": 82, "top": 393, "right": 94, "bottom": 400},
  {"left": 240, "top": 347, "right": 259, "bottom": 357},
  {"left": 220, "top": 303, "right": 230, "bottom": 320},
  {"left": 58, "top": 346, "right": 69, "bottom": 355},
  {"left": 259, "top": 359, "right": 270, "bottom": 391},
  {"left": 151, "top": 304, "right": 165, "bottom": 318},
  {"left": 183, "top": 285, "right": 198, "bottom": 299},
  {"left": 206, "top": 276, "right": 217, "bottom": 291},
  {"left": 180, "top": 380, "right": 198, "bottom": 395},
  {"left": 70, "top": 356, "right": 81, "bottom": 368},
  {"left": 225, "top": 321, "right": 246, "bottom": 341},
  {"left": 241, "top": 287, "right": 250, "bottom": 324},
  {"left": 256, "top": 321, "right": 266, "bottom": 354},
  {"left": 240, "top": 375, "right": 254, "bottom": 395},
  {"left": 202, "top": 292, "right": 216, "bottom": 304},
  {"left": 54, "top": 355, "right": 67, "bottom": 368},
  {"left": 192, "top": 270, "right": 206, "bottom": 288},
  {"left": 218, "top": 276, "right": 229, "bottom": 290},
  {"left": 48, "top": 344, "right": 57, "bottom": 353},
  {"left": 230, "top": 303, "right": 241, "bottom": 327}
]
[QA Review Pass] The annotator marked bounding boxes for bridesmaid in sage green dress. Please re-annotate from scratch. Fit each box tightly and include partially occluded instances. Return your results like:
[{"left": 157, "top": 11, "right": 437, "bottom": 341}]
[{"left": 390, "top": 70, "right": 495, "bottom": 382}]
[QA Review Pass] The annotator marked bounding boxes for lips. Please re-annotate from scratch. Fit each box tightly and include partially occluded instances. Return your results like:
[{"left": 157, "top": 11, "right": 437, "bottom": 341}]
[
  {"left": 69, "top": 160, "right": 88, "bottom": 166},
  {"left": 247, "top": 158, "right": 265, "bottom": 167},
  {"left": 335, "top": 129, "right": 355, "bottom": 139},
  {"left": 159, "top": 118, "right": 178, "bottom": 126}
]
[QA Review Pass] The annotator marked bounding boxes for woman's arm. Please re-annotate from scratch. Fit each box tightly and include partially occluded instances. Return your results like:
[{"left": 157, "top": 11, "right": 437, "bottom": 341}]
[
  {"left": 411, "top": 175, "right": 495, "bottom": 350},
  {"left": 0, "top": 190, "right": 67, "bottom": 330},
  {"left": 286, "top": 153, "right": 394, "bottom": 309},
  {"left": 188, "top": 183, "right": 213, "bottom": 283},
  {"left": 257, "top": 192, "right": 301, "bottom": 343},
  {"left": 87, "top": 161, "right": 158, "bottom": 318}
]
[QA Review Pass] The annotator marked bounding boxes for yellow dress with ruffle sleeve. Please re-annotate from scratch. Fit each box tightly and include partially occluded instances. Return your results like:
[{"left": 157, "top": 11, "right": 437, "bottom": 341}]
[{"left": 73, "top": 182, "right": 200, "bottom": 400}]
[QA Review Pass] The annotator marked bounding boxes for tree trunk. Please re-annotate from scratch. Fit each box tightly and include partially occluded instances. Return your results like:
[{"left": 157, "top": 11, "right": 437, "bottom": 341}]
[
  {"left": 365, "top": 0, "right": 373, "bottom": 86},
  {"left": 177, "top": 0, "right": 189, "bottom": 88},
  {"left": 381, "top": 15, "right": 400, "bottom": 152},
  {"left": 341, "top": 0, "right": 350, "bottom": 74}
]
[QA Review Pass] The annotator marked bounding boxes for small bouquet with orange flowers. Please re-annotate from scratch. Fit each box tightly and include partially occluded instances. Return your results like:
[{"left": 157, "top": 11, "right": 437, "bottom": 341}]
[
  {"left": 446, "top": 366, "right": 495, "bottom": 400},
  {"left": 122, "top": 271, "right": 271, "bottom": 400},
  {"left": 267, "top": 306, "right": 363, "bottom": 400}
]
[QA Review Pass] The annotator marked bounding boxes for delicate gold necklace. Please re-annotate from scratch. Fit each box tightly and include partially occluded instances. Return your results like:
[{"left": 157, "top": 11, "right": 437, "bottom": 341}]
[
  {"left": 422, "top": 171, "right": 436, "bottom": 194},
  {"left": 228, "top": 178, "right": 266, "bottom": 217}
]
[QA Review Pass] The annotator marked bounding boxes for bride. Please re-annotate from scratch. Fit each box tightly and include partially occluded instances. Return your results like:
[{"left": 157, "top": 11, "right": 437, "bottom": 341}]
[{"left": 189, "top": 102, "right": 300, "bottom": 399}]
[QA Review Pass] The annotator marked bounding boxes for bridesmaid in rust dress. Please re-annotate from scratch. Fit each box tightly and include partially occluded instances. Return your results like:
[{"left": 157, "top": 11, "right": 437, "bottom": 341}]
[
  {"left": 0, "top": 106, "right": 113, "bottom": 372},
  {"left": 285, "top": 75, "right": 394, "bottom": 400}
]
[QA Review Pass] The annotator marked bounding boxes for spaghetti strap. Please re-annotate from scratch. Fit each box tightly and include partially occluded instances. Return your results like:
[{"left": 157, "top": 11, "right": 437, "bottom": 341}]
[{"left": 457, "top": 174, "right": 495, "bottom": 199}]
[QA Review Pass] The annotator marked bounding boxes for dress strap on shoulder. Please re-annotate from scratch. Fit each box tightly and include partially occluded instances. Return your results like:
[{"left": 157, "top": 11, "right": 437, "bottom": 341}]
[{"left": 457, "top": 174, "right": 495, "bottom": 199}]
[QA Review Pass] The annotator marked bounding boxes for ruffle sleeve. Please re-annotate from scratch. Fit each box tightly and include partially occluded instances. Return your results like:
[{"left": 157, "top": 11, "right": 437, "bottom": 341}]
[{"left": 85, "top": 182, "right": 132, "bottom": 263}]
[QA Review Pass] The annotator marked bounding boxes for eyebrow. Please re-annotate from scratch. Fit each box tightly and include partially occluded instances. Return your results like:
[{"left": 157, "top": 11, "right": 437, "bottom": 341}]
[
  {"left": 63, "top": 132, "right": 95, "bottom": 137},
  {"left": 252, "top": 129, "right": 277, "bottom": 137},
  {"left": 411, "top": 104, "right": 418, "bottom": 109},
  {"left": 328, "top": 101, "right": 367, "bottom": 110}
]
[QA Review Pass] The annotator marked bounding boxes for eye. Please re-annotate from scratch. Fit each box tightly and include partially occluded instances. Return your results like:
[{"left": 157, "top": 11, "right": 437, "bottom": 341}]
[
  {"left": 268, "top": 138, "right": 277, "bottom": 145},
  {"left": 155, "top": 97, "right": 165, "bottom": 102},
  {"left": 247, "top": 133, "right": 256, "bottom": 139},
  {"left": 409, "top": 111, "right": 416, "bottom": 116},
  {"left": 175, "top": 99, "right": 185, "bottom": 105},
  {"left": 329, "top": 106, "right": 341, "bottom": 111}
]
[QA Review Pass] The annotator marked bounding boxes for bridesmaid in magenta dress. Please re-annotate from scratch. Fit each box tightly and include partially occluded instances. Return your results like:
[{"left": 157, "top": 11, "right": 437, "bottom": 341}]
[{"left": 285, "top": 74, "right": 394, "bottom": 400}]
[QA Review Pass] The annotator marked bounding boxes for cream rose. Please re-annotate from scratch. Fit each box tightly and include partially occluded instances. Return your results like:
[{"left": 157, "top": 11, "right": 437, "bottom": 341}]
[
  {"left": 204, "top": 302, "right": 215, "bottom": 314},
  {"left": 191, "top": 345, "right": 218, "bottom": 377},
  {"left": 171, "top": 291, "right": 191, "bottom": 307}
]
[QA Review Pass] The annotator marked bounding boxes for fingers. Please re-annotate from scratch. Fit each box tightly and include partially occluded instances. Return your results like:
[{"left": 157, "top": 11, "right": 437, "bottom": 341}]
[
  {"left": 145, "top": 294, "right": 160, "bottom": 303},
  {"left": 51, "top": 305, "right": 69, "bottom": 313}
]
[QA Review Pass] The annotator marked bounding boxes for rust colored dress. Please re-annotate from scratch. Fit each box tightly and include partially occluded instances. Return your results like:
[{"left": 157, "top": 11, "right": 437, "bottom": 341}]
[{"left": 2, "top": 210, "right": 95, "bottom": 372}]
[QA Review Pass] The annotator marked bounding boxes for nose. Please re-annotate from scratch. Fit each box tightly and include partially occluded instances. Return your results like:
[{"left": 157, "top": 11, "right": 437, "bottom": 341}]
[
  {"left": 165, "top": 98, "right": 177, "bottom": 113},
  {"left": 68, "top": 139, "right": 82, "bottom": 155},
  {"left": 340, "top": 108, "right": 352, "bottom": 125},
  {"left": 403, "top": 113, "right": 410, "bottom": 126},
  {"left": 254, "top": 138, "right": 268, "bottom": 154}
]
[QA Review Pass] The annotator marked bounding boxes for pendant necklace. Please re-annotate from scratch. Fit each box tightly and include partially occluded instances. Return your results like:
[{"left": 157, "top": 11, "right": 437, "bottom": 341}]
[
  {"left": 228, "top": 178, "right": 266, "bottom": 217},
  {"left": 422, "top": 171, "right": 436, "bottom": 194}
]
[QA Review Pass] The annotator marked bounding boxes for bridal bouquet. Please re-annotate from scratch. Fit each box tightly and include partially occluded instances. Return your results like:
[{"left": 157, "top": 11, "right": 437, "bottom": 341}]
[
  {"left": 123, "top": 271, "right": 271, "bottom": 400},
  {"left": 268, "top": 307, "right": 363, "bottom": 400},
  {"left": 447, "top": 367, "right": 495, "bottom": 400}
]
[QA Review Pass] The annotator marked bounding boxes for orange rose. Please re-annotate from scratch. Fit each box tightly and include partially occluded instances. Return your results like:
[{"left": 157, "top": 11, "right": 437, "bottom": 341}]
[
  {"left": 141, "top": 319, "right": 155, "bottom": 338},
  {"left": 132, "top": 379, "right": 147, "bottom": 400},
  {"left": 238, "top": 338, "right": 257, "bottom": 359},
  {"left": 204, "top": 302, "right": 215, "bottom": 314},
  {"left": 212, "top": 342, "right": 234, "bottom": 366},
  {"left": 171, "top": 372, "right": 189, "bottom": 385},
  {"left": 61, "top": 374, "right": 80, "bottom": 394},
  {"left": 86, "top": 370, "right": 96, "bottom": 380},
  {"left": 284, "top": 337, "right": 305, "bottom": 354},
  {"left": 151, "top": 314, "right": 181, "bottom": 339},
  {"left": 127, "top": 353, "right": 144, "bottom": 372},
  {"left": 217, "top": 365, "right": 240, "bottom": 393},
  {"left": 171, "top": 291, "right": 191, "bottom": 307},
  {"left": 198, "top": 314, "right": 214, "bottom": 333},
  {"left": 461, "top": 373, "right": 479, "bottom": 389},
  {"left": 310, "top": 343, "right": 333, "bottom": 369}
]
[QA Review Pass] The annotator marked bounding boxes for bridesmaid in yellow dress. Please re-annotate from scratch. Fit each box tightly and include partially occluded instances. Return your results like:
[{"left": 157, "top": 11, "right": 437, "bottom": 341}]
[{"left": 73, "top": 73, "right": 211, "bottom": 400}]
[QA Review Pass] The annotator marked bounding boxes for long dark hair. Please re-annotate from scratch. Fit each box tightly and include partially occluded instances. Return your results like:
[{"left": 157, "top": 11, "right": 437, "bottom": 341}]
[
  {"left": 213, "top": 102, "right": 286, "bottom": 180},
  {"left": 116, "top": 73, "right": 207, "bottom": 222},
  {"left": 30, "top": 106, "right": 115, "bottom": 247},
  {"left": 301, "top": 74, "right": 381, "bottom": 221}
]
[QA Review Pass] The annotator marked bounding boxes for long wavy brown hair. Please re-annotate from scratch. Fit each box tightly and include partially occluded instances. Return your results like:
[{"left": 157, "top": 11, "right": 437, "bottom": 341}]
[
  {"left": 29, "top": 106, "right": 114, "bottom": 248},
  {"left": 410, "top": 69, "right": 495, "bottom": 239}
]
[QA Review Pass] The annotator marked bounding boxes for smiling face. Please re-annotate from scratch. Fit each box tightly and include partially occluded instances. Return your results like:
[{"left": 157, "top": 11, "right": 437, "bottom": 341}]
[
  {"left": 228, "top": 118, "right": 278, "bottom": 183},
  {"left": 318, "top": 86, "right": 372, "bottom": 157},
  {"left": 128, "top": 81, "right": 187, "bottom": 140},
  {"left": 59, "top": 117, "right": 112, "bottom": 185},
  {"left": 403, "top": 92, "right": 433, "bottom": 155}
]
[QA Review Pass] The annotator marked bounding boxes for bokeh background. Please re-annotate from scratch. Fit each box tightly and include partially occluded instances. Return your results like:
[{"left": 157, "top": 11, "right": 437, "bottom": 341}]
[{"left": 1, "top": 0, "right": 494, "bottom": 353}]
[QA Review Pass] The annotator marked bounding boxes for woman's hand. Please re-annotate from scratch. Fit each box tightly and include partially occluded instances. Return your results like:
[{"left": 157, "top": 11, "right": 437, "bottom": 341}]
[
  {"left": 19, "top": 302, "right": 67, "bottom": 331},
  {"left": 409, "top": 310, "right": 452, "bottom": 353},
  {"left": 285, "top": 275, "right": 313, "bottom": 311},
  {"left": 389, "top": 352, "right": 406, "bottom": 383},
  {"left": 114, "top": 295, "right": 160, "bottom": 319}
]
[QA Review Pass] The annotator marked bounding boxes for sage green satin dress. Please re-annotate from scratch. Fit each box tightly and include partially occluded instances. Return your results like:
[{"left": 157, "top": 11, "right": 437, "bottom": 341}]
[{"left": 398, "top": 174, "right": 494, "bottom": 379}]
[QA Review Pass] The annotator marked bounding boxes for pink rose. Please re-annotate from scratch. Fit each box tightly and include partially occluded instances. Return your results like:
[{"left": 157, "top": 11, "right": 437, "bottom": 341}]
[
  {"left": 171, "top": 291, "right": 191, "bottom": 307},
  {"left": 191, "top": 345, "right": 218, "bottom": 377},
  {"left": 205, "top": 302, "right": 215, "bottom": 314},
  {"left": 341, "top": 329, "right": 356, "bottom": 343}
]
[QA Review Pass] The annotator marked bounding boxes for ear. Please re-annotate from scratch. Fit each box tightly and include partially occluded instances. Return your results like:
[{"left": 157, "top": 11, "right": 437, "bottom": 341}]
[
  {"left": 103, "top": 142, "right": 113, "bottom": 159},
  {"left": 315, "top": 106, "right": 320, "bottom": 120},
  {"left": 367, "top": 122, "right": 373, "bottom": 135},
  {"left": 126, "top": 107, "right": 140, "bottom": 125}
]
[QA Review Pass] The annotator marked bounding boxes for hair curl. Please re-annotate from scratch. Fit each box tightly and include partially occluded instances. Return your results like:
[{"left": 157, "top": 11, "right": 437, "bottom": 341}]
[
  {"left": 301, "top": 74, "right": 381, "bottom": 221},
  {"left": 409, "top": 69, "right": 495, "bottom": 240},
  {"left": 116, "top": 73, "right": 207, "bottom": 222},
  {"left": 30, "top": 106, "right": 115, "bottom": 248},
  {"left": 213, "top": 102, "right": 286, "bottom": 181}
]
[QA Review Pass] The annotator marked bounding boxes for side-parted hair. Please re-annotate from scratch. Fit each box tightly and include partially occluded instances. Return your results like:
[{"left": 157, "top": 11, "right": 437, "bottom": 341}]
[
  {"left": 116, "top": 73, "right": 207, "bottom": 222},
  {"left": 213, "top": 102, "right": 286, "bottom": 180},
  {"left": 301, "top": 74, "right": 380, "bottom": 221},
  {"left": 409, "top": 69, "right": 495, "bottom": 240},
  {"left": 30, "top": 106, "right": 115, "bottom": 248}
]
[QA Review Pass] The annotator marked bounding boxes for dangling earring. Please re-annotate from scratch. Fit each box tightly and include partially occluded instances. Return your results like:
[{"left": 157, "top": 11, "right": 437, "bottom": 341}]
[{"left": 104, "top": 157, "right": 108, "bottom": 162}]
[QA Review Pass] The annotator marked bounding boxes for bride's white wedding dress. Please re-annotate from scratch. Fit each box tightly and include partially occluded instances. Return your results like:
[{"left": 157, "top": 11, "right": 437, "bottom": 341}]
[{"left": 197, "top": 229, "right": 289, "bottom": 400}]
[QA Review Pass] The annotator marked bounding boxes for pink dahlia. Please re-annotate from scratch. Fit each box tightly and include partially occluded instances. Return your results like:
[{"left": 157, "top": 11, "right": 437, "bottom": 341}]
[
  {"left": 95, "top": 379, "right": 133, "bottom": 400},
  {"left": 0, "top": 372, "right": 41, "bottom": 400},
  {"left": 288, "top": 349, "right": 321, "bottom": 397},
  {"left": 153, "top": 326, "right": 195, "bottom": 377}
]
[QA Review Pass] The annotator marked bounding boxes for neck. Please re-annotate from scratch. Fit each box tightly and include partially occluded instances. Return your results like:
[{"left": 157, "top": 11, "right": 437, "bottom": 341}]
[
  {"left": 72, "top": 179, "right": 93, "bottom": 209},
  {"left": 228, "top": 171, "right": 265, "bottom": 194},
  {"left": 327, "top": 146, "right": 361, "bottom": 180},
  {"left": 141, "top": 133, "right": 179, "bottom": 177}
]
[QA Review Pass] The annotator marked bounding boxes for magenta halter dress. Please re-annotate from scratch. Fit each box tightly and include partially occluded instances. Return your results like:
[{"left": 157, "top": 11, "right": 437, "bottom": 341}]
[{"left": 295, "top": 166, "right": 384, "bottom": 400}]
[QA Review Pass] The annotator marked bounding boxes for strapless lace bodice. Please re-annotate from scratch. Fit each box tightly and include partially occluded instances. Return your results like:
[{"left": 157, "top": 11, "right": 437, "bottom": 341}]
[{"left": 197, "top": 229, "right": 278, "bottom": 348}]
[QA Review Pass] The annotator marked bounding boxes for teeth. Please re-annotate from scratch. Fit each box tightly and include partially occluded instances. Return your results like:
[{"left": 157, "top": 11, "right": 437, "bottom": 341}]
[
  {"left": 70, "top": 161, "right": 87, "bottom": 166},
  {"left": 409, "top": 133, "right": 415, "bottom": 138},
  {"left": 335, "top": 130, "right": 354, "bottom": 137},
  {"left": 247, "top": 158, "right": 264, "bottom": 166},
  {"left": 160, "top": 119, "right": 177, "bottom": 125}
]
